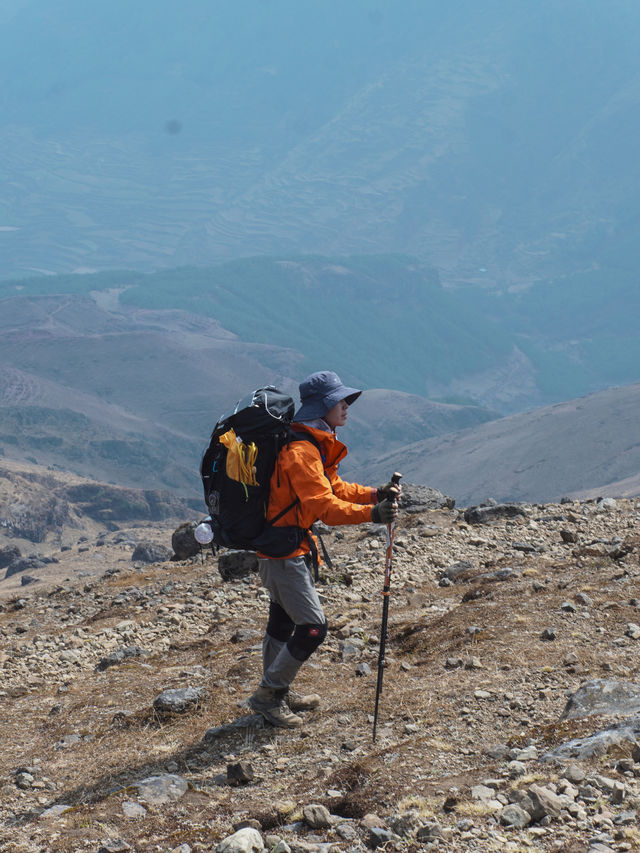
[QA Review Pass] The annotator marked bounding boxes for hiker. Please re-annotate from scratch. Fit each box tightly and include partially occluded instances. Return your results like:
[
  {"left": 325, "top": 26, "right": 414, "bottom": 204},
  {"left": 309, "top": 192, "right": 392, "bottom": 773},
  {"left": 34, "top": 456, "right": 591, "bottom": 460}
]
[{"left": 247, "top": 370, "right": 401, "bottom": 728}]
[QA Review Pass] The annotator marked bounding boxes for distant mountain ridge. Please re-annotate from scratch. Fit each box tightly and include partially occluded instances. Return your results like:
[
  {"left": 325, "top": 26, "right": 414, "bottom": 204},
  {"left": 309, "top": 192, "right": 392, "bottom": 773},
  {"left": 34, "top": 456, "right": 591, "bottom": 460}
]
[
  {"left": 361, "top": 382, "right": 640, "bottom": 505},
  {"left": 0, "top": 273, "right": 496, "bottom": 499},
  {"left": 3, "top": 257, "right": 639, "bottom": 415},
  {"left": 1, "top": 261, "right": 638, "bottom": 504}
]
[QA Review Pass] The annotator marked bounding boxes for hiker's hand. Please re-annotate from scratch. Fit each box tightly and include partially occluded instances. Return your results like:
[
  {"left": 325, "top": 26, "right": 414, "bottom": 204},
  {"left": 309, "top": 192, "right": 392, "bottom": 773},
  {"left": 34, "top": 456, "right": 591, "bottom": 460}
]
[
  {"left": 372, "top": 497, "right": 398, "bottom": 525},
  {"left": 377, "top": 481, "right": 403, "bottom": 502}
]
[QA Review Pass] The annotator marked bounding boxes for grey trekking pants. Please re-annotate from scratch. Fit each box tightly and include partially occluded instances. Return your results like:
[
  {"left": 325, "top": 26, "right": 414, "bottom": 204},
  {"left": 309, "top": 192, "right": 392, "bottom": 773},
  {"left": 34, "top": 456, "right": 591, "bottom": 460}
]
[{"left": 258, "top": 555, "right": 327, "bottom": 690}]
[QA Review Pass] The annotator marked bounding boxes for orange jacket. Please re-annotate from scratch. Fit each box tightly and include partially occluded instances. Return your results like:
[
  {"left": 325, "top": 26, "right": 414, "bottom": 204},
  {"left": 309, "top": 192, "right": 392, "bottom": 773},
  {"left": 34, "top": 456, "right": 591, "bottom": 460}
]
[{"left": 261, "top": 422, "right": 377, "bottom": 558}]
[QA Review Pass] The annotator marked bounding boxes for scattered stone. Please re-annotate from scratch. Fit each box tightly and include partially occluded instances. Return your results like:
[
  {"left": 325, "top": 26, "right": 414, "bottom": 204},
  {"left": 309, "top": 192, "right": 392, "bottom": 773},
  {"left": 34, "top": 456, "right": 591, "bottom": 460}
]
[
  {"left": 96, "top": 645, "right": 148, "bottom": 671},
  {"left": 39, "top": 804, "right": 73, "bottom": 819},
  {"left": 473, "top": 567, "right": 518, "bottom": 584},
  {"left": 597, "top": 498, "right": 617, "bottom": 511},
  {"left": 122, "top": 800, "right": 147, "bottom": 819},
  {"left": 302, "top": 804, "right": 333, "bottom": 829},
  {"left": 541, "top": 628, "right": 557, "bottom": 641},
  {"left": 154, "top": 687, "right": 206, "bottom": 714},
  {"left": 471, "top": 784, "right": 496, "bottom": 803},
  {"left": 484, "top": 743, "right": 509, "bottom": 761},
  {"left": 131, "top": 541, "right": 172, "bottom": 564},
  {"left": 513, "top": 541, "right": 537, "bottom": 553},
  {"left": 563, "top": 764, "right": 586, "bottom": 784},
  {"left": 368, "top": 827, "right": 398, "bottom": 848},
  {"left": 132, "top": 774, "right": 189, "bottom": 805},
  {"left": 415, "top": 822, "right": 445, "bottom": 842},
  {"left": 474, "top": 689, "right": 492, "bottom": 700},
  {"left": 227, "top": 762, "right": 254, "bottom": 786},
  {"left": 111, "top": 709, "right": 135, "bottom": 727},
  {"left": 526, "top": 784, "right": 563, "bottom": 821},
  {"left": 97, "top": 840, "right": 132, "bottom": 853},
  {"left": 231, "top": 628, "right": 261, "bottom": 643},
  {"left": 218, "top": 550, "right": 259, "bottom": 581},
  {"left": 335, "top": 822, "right": 358, "bottom": 841},
  {"left": 500, "top": 803, "right": 531, "bottom": 828},
  {"left": 340, "top": 639, "right": 362, "bottom": 660},
  {"left": 507, "top": 761, "right": 527, "bottom": 779},
  {"left": 233, "top": 820, "right": 262, "bottom": 832},
  {"left": 15, "top": 771, "right": 34, "bottom": 789},
  {"left": 388, "top": 811, "right": 421, "bottom": 838},
  {"left": 625, "top": 623, "right": 640, "bottom": 640},
  {"left": 55, "top": 733, "right": 82, "bottom": 748},
  {"left": 214, "top": 827, "right": 264, "bottom": 853},
  {"left": 575, "top": 592, "right": 593, "bottom": 606},
  {"left": 544, "top": 719, "right": 640, "bottom": 761},
  {"left": 613, "top": 811, "right": 637, "bottom": 825},
  {"left": 355, "top": 662, "right": 371, "bottom": 676},
  {"left": 560, "top": 529, "right": 578, "bottom": 543},
  {"left": 444, "top": 561, "right": 474, "bottom": 582}
]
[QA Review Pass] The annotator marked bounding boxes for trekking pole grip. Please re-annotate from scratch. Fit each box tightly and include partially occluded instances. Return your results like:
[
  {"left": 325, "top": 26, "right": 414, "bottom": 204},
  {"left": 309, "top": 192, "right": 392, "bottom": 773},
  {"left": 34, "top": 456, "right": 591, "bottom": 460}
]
[{"left": 390, "top": 472, "right": 402, "bottom": 504}]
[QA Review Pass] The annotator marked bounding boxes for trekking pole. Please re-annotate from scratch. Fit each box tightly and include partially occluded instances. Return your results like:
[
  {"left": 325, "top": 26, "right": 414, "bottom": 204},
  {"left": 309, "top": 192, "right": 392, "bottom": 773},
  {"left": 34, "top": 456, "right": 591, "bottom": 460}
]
[{"left": 372, "top": 472, "right": 402, "bottom": 742}]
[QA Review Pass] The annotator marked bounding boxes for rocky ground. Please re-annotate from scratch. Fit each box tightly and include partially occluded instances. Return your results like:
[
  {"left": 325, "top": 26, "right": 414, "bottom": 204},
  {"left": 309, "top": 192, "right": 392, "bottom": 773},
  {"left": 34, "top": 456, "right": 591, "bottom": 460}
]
[{"left": 1, "top": 483, "right": 640, "bottom": 852}]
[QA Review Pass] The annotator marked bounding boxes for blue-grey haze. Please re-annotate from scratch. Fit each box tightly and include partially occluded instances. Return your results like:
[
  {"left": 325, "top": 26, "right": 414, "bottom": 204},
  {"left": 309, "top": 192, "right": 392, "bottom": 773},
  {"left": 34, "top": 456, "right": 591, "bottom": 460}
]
[{"left": 1, "top": 0, "right": 639, "bottom": 413}]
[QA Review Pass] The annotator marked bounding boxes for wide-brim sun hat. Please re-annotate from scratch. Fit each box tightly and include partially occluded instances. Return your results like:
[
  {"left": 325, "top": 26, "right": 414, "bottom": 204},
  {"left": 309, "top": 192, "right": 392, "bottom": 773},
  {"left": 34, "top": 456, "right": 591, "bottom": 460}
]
[{"left": 294, "top": 370, "right": 362, "bottom": 421}]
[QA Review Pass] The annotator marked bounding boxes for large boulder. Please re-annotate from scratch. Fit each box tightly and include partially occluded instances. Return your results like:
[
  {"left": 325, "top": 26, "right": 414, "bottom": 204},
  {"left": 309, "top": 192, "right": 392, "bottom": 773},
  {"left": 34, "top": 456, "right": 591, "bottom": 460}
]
[
  {"left": 5, "top": 556, "right": 46, "bottom": 579},
  {"left": 0, "top": 545, "right": 21, "bottom": 569},
  {"left": 562, "top": 679, "right": 640, "bottom": 720},
  {"left": 131, "top": 541, "right": 172, "bottom": 564},
  {"left": 401, "top": 483, "right": 455, "bottom": 513},
  {"left": 464, "top": 502, "right": 528, "bottom": 524},
  {"left": 171, "top": 521, "right": 201, "bottom": 559}
]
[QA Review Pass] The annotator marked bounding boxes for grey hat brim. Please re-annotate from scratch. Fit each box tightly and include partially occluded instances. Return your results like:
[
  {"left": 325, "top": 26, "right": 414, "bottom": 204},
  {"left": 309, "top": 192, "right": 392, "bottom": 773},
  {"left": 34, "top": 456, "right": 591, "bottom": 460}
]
[{"left": 294, "top": 385, "right": 361, "bottom": 422}]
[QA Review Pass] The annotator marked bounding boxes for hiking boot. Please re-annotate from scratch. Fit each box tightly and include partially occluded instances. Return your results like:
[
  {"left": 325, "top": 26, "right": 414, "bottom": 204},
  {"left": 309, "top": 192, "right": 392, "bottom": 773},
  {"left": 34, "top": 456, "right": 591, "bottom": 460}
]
[
  {"left": 286, "top": 689, "right": 321, "bottom": 712},
  {"left": 247, "top": 686, "right": 303, "bottom": 728}
]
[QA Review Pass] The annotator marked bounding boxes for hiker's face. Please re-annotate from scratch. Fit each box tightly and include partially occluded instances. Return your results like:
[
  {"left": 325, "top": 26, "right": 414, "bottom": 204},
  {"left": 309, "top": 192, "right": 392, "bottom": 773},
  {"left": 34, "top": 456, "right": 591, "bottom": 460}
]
[{"left": 324, "top": 399, "right": 349, "bottom": 429}]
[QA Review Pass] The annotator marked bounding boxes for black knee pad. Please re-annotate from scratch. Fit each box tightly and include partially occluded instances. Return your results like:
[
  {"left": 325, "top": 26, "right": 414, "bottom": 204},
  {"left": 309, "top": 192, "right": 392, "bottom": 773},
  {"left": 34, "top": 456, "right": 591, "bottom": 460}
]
[
  {"left": 266, "top": 601, "right": 295, "bottom": 643},
  {"left": 287, "top": 621, "right": 328, "bottom": 662}
]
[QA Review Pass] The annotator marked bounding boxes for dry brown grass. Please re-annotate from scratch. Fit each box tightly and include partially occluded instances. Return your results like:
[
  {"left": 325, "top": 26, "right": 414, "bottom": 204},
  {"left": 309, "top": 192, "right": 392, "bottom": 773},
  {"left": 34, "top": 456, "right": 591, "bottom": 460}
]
[{"left": 2, "top": 498, "right": 640, "bottom": 851}]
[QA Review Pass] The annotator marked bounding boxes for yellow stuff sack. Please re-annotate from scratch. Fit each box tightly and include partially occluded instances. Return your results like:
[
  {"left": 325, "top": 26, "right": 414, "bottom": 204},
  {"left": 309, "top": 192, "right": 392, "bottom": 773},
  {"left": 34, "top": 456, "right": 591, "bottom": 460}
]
[{"left": 219, "top": 429, "right": 259, "bottom": 486}]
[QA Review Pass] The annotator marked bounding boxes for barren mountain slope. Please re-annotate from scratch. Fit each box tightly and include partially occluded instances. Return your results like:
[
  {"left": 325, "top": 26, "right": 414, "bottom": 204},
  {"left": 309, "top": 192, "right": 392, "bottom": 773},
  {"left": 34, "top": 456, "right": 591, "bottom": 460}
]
[
  {"left": 361, "top": 382, "right": 640, "bottom": 505},
  {"left": 0, "top": 291, "right": 495, "bottom": 494},
  {"left": 1, "top": 472, "right": 640, "bottom": 852}
]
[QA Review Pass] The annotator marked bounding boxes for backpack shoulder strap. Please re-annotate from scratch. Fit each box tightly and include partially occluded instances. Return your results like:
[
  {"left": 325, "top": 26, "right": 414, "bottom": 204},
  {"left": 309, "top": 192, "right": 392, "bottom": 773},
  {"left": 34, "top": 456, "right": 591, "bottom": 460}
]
[{"left": 287, "top": 429, "right": 334, "bottom": 573}]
